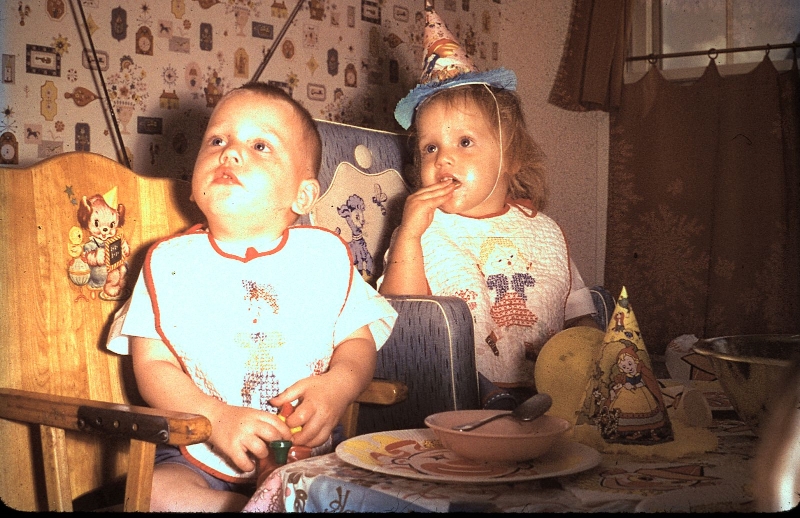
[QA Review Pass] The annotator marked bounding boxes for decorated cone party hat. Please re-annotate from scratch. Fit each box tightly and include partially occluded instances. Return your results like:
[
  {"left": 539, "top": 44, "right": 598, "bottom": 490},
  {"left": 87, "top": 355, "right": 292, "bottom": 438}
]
[
  {"left": 577, "top": 287, "right": 674, "bottom": 445},
  {"left": 394, "top": 0, "right": 517, "bottom": 130}
]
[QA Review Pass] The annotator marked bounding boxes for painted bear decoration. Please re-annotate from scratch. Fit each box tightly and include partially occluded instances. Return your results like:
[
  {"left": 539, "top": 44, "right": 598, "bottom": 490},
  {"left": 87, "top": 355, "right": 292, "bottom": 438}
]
[{"left": 67, "top": 186, "right": 131, "bottom": 301}]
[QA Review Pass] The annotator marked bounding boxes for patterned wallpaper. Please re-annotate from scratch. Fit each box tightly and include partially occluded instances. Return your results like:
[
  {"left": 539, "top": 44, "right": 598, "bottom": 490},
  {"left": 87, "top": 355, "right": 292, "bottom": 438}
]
[{"left": 0, "top": 0, "right": 503, "bottom": 177}]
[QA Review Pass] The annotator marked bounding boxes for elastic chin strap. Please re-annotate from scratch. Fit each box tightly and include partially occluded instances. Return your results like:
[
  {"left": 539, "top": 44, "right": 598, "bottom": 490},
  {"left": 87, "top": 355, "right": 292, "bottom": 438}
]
[{"left": 478, "top": 83, "right": 504, "bottom": 208}]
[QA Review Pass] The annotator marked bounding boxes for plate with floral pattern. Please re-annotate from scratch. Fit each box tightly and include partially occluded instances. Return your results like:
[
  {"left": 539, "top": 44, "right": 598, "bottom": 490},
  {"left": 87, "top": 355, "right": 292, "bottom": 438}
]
[{"left": 335, "top": 428, "right": 601, "bottom": 483}]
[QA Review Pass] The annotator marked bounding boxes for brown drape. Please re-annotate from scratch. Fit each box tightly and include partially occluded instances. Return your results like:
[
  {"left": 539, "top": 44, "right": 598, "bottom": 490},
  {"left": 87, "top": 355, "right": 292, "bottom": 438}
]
[
  {"left": 604, "top": 57, "right": 800, "bottom": 355},
  {"left": 548, "top": 0, "right": 629, "bottom": 112}
]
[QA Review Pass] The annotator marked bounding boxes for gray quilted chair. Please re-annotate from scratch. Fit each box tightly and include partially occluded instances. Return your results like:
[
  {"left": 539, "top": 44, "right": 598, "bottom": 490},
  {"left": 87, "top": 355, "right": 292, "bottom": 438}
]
[{"left": 304, "top": 120, "right": 480, "bottom": 435}]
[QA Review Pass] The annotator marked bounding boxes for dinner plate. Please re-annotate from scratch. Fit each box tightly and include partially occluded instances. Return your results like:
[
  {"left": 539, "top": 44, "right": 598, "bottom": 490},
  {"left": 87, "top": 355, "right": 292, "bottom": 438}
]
[{"left": 335, "top": 428, "right": 601, "bottom": 483}]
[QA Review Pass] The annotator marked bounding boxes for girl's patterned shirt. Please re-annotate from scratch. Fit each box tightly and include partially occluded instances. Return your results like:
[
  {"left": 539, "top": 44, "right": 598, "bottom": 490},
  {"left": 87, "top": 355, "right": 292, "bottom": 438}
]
[{"left": 414, "top": 205, "right": 590, "bottom": 386}]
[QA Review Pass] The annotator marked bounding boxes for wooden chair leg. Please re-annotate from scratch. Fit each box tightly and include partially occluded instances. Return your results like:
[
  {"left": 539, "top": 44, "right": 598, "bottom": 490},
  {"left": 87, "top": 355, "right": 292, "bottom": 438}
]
[
  {"left": 40, "top": 425, "right": 73, "bottom": 512},
  {"left": 123, "top": 439, "right": 156, "bottom": 512},
  {"left": 340, "top": 402, "right": 360, "bottom": 440}
]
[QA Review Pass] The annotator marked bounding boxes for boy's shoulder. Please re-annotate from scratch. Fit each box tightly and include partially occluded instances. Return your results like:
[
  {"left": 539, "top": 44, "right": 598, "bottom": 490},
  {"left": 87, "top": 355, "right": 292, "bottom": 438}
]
[
  {"left": 149, "top": 224, "right": 207, "bottom": 252},
  {"left": 288, "top": 224, "right": 349, "bottom": 245},
  {"left": 286, "top": 224, "right": 353, "bottom": 256}
]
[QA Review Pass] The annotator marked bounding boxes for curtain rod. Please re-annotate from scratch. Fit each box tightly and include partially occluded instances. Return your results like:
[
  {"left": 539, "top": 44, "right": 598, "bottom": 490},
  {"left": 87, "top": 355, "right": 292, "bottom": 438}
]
[{"left": 627, "top": 42, "right": 799, "bottom": 63}]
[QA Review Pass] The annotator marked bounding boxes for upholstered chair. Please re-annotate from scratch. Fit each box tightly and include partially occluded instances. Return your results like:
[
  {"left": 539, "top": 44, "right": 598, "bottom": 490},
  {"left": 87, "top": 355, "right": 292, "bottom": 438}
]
[{"left": 306, "top": 120, "right": 480, "bottom": 435}]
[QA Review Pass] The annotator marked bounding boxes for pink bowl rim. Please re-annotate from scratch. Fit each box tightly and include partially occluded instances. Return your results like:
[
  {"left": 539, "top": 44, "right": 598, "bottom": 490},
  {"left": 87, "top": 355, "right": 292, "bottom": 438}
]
[{"left": 424, "top": 410, "right": 571, "bottom": 439}]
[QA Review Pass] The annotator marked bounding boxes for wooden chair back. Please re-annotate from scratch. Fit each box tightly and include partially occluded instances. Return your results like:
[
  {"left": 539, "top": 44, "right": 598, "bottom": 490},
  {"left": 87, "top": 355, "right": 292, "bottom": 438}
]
[{"left": 0, "top": 152, "right": 203, "bottom": 510}]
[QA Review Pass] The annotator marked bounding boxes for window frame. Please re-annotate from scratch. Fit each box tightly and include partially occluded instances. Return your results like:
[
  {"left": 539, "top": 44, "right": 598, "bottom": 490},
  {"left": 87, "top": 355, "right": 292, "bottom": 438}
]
[{"left": 625, "top": 0, "right": 798, "bottom": 84}]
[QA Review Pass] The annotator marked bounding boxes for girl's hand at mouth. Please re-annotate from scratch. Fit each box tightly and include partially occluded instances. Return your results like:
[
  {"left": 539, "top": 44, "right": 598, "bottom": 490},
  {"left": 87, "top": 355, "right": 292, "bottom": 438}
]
[{"left": 397, "top": 179, "right": 457, "bottom": 239}]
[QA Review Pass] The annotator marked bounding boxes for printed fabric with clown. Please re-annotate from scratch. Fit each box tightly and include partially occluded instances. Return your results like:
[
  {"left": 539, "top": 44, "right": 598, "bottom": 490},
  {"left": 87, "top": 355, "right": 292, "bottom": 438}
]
[{"left": 420, "top": 205, "right": 576, "bottom": 386}]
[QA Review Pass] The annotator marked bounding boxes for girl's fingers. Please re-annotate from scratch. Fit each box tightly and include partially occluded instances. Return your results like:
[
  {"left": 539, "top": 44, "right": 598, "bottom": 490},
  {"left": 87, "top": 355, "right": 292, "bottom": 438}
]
[
  {"left": 407, "top": 184, "right": 454, "bottom": 208},
  {"left": 257, "top": 416, "right": 292, "bottom": 441},
  {"left": 231, "top": 447, "right": 257, "bottom": 472},
  {"left": 414, "top": 180, "right": 457, "bottom": 198}
]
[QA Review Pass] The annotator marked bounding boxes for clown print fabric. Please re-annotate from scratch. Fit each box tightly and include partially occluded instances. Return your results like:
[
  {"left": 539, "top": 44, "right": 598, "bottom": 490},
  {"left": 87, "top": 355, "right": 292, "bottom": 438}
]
[{"left": 418, "top": 205, "right": 572, "bottom": 386}]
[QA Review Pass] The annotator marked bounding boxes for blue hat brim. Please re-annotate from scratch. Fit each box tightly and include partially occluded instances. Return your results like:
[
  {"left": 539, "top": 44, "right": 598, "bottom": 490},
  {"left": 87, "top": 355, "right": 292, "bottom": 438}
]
[{"left": 394, "top": 67, "right": 517, "bottom": 130}]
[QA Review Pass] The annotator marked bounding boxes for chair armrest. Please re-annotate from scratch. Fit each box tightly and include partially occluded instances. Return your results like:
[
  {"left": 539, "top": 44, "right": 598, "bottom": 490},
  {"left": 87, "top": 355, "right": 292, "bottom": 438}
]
[
  {"left": 589, "top": 285, "right": 615, "bottom": 328},
  {"left": 356, "top": 295, "right": 479, "bottom": 435},
  {"left": 356, "top": 380, "right": 408, "bottom": 406},
  {"left": 0, "top": 387, "right": 211, "bottom": 446}
]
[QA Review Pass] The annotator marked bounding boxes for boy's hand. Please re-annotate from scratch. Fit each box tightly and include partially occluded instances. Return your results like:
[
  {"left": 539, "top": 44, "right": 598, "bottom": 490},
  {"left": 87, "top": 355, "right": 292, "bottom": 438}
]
[
  {"left": 207, "top": 404, "right": 292, "bottom": 473},
  {"left": 269, "top": 329, "right": 376, "bottom": 448},
  {"left": 132, "top": 337, "right": 293, "bottom": 474},
  {"left": 269, "top": 373, "right": 351, "bottom": 448},
  {"left": 278, "top": 402, "right": 303, "bottom": 434}
]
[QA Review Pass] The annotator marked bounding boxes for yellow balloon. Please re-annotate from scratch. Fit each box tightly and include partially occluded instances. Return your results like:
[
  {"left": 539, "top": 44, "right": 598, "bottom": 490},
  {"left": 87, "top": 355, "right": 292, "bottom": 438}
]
[{"left": 535, "top": 326, "right": 604, "bottom": 424}]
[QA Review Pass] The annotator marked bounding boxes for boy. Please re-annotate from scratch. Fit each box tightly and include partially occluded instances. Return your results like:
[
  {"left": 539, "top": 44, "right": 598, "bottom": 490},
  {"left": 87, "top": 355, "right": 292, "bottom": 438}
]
[{"left": 109, "top": 83, "right": 397, "bottom": 511}]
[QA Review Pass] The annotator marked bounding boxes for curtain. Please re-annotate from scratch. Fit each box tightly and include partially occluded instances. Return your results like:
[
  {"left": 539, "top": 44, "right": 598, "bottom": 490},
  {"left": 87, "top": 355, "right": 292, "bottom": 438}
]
[
  {"left": 604, "top": 57, "right": 800, "bottom": 356},
  {"left": 548, "top": 0, "right": 629, "bottom": 112}
]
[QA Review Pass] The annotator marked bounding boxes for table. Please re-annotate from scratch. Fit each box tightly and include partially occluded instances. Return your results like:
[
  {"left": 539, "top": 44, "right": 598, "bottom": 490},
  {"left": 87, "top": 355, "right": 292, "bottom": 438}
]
[{"left": 242, "top": 414, "right": 757, "bottom": 513}]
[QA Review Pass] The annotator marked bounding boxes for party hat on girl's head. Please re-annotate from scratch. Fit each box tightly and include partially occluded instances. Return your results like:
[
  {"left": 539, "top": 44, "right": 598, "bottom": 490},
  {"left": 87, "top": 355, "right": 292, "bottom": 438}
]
[
  {"left": 418, "top": 3, "right": 477, "bottom": 83},
  {"left": 394, "top": 0, "right": 517, "bottom": 130},
  {"left": 577, "top": 286, "right": 674, "bottom": 446}
]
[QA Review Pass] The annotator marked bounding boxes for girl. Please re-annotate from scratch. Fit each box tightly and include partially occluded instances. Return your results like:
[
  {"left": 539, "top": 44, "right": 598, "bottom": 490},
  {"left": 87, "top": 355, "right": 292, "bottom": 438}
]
[{"left": 379, "top": 82, "right": 599, "bottom": 406}]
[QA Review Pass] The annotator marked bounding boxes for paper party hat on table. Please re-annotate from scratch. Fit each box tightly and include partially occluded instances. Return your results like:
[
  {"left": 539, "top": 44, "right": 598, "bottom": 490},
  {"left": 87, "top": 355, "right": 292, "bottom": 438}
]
[
  {"left": 577, "top": 286, "right": 674, "bottom": 445},
  {"left": 394, "top": 0, "right": 516, "bottom": 129}
]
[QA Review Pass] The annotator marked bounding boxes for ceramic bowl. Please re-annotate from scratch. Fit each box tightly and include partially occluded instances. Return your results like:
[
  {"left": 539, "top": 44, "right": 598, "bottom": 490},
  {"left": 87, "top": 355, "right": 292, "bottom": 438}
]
[
  {"left": 692, "top": 334, "right": 800, "bottom": 435},
  {"left": 424, "top": 409, "right": 571, "bottom": 463}
]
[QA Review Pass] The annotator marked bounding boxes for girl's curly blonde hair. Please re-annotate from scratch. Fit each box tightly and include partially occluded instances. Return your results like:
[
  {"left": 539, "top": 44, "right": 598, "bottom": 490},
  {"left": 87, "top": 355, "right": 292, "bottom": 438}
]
[{"left": 409, "top": 84, "right": 549, "bottom": 211}]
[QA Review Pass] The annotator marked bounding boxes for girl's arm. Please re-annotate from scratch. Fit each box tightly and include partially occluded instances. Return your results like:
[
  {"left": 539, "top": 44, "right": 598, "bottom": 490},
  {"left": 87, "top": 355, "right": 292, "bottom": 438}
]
[
  {"left": 378, "top": 224, "right": 430, "bottom": 294},
  {"left": 379, "top": 180, "right": 456, "bottom": 295}
]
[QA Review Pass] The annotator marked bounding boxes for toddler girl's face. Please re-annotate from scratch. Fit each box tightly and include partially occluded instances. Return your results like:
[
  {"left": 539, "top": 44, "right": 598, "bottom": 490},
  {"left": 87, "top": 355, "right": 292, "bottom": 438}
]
[
  {"left": 192, "top": 90, "right": 314, "bottom": 238},
  {"left": 416, "top": 96, "right": 509, "bottom": 218}
]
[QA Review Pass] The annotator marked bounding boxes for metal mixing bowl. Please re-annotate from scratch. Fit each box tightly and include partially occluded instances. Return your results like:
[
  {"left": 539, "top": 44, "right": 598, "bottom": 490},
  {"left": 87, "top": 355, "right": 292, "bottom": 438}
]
[{"left": 692, "top": 334, "right": 800, "bottom": 435}]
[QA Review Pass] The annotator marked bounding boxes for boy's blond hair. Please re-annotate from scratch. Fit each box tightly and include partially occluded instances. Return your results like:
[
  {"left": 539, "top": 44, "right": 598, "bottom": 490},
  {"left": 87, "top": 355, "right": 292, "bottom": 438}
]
[{"left": 410, "top": 84, "right": 548, "bottom": 211}]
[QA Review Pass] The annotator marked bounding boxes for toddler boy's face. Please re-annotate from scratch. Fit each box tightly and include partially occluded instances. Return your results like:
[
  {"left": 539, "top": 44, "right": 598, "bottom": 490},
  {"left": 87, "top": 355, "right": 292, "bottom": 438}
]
[{"left": 192, "top": 90, "right": 315, "bottom": 239}]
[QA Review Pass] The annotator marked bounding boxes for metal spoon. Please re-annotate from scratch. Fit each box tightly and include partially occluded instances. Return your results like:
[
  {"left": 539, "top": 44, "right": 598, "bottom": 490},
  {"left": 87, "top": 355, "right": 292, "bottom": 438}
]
[{"left": 452, "top": 393, "right": 553, "bottom": 432}]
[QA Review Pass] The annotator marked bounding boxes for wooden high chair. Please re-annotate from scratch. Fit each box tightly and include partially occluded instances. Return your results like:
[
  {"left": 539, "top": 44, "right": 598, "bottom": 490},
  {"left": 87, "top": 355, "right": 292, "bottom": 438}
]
[
  {"left": 0, "top": 152, "right": 405, "bottom": 512},
  {"left": 0, "top": 152, "right": 209, "bottom": 511}
]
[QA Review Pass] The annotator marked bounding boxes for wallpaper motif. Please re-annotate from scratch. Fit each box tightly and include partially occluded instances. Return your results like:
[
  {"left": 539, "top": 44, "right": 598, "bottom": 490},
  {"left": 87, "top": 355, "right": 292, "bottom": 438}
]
[{"left": 0, "top": 0, "right": 503, "bottom": 177}]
